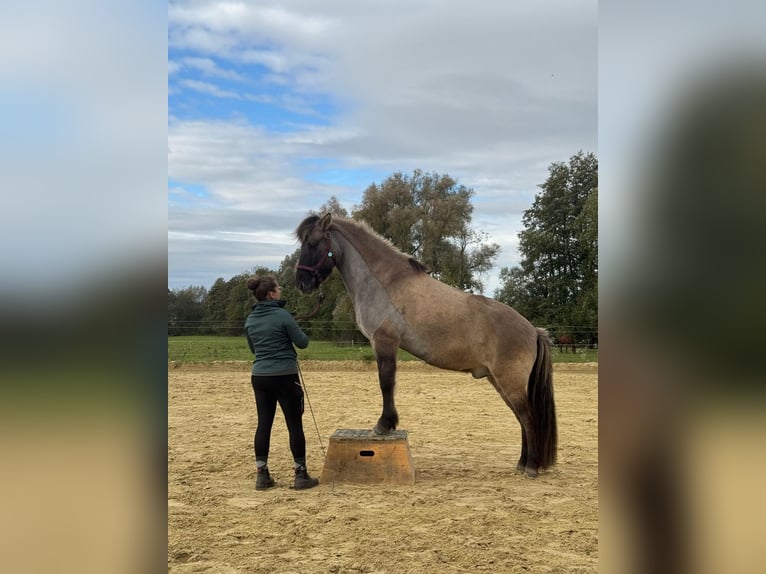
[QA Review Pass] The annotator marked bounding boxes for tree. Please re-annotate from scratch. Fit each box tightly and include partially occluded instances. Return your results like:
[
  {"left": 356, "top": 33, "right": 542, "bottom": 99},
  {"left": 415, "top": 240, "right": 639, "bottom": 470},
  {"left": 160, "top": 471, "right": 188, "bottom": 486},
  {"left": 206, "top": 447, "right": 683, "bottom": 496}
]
[
  {"left": 168, "top": 285, "right": 207, "bottom": 335},
  {"left": 201, "top": 268, "right": 272, "bottom": 335},
  {"left": 316, "top": 196, "right": 349, "bottom": 218},
  {"left": 493, "top": 266, "right": 531, "bottom": 312},
  {"left": 223, "top": 272, "right": 255, "bottom": 335},
  {"left": 495, "top": 152, "right": 598, "bottom": 345},
  {"left": 572, "top": 187, "right": 598, "bottom": 338},
  {"left": 440, "top": 228, "right": 500, "bottom": 294},
  {"left": 203, "top": 277, "right": 228, "bottom": 334},
  {"left": 353, "top": 170, "right": 499, "bottom": 292}
]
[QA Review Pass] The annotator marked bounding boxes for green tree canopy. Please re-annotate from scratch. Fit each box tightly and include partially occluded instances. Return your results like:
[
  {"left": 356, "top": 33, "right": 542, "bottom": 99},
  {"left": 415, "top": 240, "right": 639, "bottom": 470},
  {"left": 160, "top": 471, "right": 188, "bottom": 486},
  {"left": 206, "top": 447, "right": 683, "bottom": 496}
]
[
  {"left": 199, "top": 268, "right": 271, "bottom": 335},
  {"left": 495, "top": 152, "right": 598, "bottom": 344},
  {"left": 168, "top": 285, "right": 207, "bottom": 335},
  {"left": 353, "top": 170, "right": 499, "bottom": 292}
]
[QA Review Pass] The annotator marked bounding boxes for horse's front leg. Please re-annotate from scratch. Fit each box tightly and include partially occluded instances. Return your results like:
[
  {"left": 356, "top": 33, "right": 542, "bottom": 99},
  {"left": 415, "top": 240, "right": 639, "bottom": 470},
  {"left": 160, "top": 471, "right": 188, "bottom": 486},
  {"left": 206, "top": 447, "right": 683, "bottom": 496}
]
[{"left": 371, "top": 324, "right": 400, "bottom": 435}]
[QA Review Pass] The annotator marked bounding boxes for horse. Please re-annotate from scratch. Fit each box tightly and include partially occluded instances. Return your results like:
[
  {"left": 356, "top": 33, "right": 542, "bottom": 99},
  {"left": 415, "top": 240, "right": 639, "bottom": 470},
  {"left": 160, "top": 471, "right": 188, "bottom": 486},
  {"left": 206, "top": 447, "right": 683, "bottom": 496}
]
[
  {"left": 294, "top": 213, "right": 557, "bottom": 477},
  {"left": 557, "top": 334, "right": 577, "bottom": 354}
]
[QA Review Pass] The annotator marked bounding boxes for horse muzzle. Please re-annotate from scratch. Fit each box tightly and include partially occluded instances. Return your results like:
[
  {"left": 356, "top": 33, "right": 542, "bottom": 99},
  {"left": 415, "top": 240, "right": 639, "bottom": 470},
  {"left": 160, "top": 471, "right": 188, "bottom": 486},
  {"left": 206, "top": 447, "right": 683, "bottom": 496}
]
[{"left": 296, "top": 273, "right": 320, "bottom": 293}]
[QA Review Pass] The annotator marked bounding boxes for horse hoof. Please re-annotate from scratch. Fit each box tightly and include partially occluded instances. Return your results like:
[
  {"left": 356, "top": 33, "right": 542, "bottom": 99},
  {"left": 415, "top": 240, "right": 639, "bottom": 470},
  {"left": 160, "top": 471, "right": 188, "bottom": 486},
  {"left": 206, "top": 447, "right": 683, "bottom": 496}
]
[
  {"left": 515, "top": 464, "right": 525, "bottom": 474},
  {"left": 373, "top": 423, "right": 391, "bottom": 435},
  {"left": 524, "top": 468, "right": 538, "bottom": 479}
]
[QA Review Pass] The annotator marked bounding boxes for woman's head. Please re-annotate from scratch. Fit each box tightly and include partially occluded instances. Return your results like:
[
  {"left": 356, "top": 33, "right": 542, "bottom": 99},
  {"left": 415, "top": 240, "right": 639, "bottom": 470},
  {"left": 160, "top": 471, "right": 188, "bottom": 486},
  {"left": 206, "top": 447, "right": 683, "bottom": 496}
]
[{"left": 247, "top": 275, "right": 282, "bottom": 301}]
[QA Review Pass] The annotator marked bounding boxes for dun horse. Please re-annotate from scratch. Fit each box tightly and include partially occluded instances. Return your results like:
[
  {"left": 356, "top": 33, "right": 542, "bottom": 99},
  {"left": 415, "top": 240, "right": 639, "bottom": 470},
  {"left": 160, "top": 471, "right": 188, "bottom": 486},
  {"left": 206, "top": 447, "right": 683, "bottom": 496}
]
[{"left": 295, "top": 213, "right": 557, "bottom": 477}]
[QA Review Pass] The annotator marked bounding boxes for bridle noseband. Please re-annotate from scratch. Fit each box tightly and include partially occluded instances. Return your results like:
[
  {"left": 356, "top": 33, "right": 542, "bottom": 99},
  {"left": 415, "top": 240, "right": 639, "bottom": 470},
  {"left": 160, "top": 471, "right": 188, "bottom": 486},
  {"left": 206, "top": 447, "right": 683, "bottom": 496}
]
[{"left": 295, "top": 232, "right": 335, "bottom": 278}]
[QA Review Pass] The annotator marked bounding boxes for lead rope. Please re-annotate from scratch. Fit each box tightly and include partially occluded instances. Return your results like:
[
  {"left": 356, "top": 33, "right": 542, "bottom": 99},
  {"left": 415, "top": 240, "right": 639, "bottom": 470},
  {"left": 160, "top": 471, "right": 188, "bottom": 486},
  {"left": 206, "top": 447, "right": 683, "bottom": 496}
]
[
  {"left": 297, "top": 360, "right": 326, "bottom": 460},
  {"left": 291, "top": 291, "right": 325, "bottom": 321}
]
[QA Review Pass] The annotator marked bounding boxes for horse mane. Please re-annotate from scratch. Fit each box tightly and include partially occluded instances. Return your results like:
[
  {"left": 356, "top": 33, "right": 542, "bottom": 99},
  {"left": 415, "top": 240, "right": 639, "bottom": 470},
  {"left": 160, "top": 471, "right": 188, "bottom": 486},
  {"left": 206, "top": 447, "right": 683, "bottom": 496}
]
[
  {"left": 336, "top": 217, "right": 430, "bottom": 272},
  {"left": 408, "top": 257, "right": 428, "bottom": 273}
]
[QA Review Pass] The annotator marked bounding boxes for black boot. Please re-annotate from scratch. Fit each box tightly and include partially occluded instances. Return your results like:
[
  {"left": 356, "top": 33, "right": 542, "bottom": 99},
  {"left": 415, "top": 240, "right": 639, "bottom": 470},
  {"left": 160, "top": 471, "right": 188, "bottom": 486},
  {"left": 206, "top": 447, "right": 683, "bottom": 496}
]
[
  {"left": 294, "top": 465, "right": 319, "bottom": 490},
  {"left": 255, "top": 467, "right": 275, "bottom": 490}
]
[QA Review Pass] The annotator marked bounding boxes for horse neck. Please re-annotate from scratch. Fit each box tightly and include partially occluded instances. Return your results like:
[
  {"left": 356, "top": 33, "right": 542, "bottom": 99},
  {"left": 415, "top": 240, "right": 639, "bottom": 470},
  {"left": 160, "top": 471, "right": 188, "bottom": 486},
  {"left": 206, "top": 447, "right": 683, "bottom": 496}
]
[{"left": 330, "top": 230, "right": 385, "bottom": 300}]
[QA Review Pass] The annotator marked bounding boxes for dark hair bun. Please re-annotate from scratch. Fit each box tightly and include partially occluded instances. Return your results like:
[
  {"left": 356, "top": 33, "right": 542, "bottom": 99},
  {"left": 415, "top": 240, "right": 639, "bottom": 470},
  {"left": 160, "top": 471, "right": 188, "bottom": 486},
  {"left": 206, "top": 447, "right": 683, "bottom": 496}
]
[{"left": 246, "top": 277, "right": 260, "bottom": 290}]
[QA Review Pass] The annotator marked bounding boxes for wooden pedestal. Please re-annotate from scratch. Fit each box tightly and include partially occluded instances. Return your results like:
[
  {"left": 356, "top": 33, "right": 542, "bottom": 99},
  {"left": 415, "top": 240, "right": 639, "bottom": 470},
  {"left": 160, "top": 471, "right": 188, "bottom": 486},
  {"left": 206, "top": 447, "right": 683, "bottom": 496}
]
[{"left": 320, "top": 429, "right": 415, "bottom": 486}]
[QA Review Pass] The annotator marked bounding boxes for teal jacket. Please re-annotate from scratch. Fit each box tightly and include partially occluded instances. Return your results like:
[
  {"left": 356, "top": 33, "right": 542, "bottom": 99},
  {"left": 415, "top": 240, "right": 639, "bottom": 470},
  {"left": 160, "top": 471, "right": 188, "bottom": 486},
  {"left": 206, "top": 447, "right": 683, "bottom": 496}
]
[{"left": 244, "top": 300, "right": 309, "bottom": 376}]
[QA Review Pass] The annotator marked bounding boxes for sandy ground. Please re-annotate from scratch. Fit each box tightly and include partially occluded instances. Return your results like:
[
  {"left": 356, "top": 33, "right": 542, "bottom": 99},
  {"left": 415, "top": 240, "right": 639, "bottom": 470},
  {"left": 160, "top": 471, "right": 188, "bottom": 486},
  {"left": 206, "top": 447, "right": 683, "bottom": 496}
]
[{"left": 168, "top": 361, "right": 598, "bottom": 573}]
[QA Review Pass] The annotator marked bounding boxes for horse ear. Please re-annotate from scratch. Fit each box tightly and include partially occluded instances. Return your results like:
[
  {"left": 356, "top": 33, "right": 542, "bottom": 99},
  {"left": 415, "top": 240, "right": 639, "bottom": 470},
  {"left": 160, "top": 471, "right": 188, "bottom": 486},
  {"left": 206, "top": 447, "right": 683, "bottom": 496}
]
[{"left": 319, "top": 213, "right": 333, "bottom": 230}]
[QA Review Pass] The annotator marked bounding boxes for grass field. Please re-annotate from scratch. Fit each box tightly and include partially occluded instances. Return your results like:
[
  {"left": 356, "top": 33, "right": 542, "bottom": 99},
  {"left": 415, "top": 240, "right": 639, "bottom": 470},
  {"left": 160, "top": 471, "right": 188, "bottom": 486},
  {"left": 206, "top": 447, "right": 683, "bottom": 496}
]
[{"left": 168, "top": 336, "right": 598, "bottom": 364}]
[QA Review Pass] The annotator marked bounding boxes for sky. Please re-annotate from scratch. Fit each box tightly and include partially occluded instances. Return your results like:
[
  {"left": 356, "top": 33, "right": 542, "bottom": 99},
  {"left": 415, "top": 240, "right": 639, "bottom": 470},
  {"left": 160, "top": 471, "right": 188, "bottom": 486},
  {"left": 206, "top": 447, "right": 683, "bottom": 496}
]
[{"left": 168, "top": 0, "right": 597, "bottom": 295}]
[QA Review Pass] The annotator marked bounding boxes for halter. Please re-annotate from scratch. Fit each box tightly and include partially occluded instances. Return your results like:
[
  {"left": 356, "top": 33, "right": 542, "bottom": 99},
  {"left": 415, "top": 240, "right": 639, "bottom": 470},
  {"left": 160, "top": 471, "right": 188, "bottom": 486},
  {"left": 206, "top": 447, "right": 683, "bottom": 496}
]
[{"left": 295, "top": 232, "right": 335, "bottom": 277}]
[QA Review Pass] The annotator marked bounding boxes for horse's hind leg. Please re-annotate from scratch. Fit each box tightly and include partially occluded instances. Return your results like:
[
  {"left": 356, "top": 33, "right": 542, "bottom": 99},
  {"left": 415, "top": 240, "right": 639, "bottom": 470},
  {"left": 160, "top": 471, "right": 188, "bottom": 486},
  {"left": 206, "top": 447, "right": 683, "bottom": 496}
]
[
  {"left": 371, "top": 323, "right": 400, "bottom": 435},
  {"left": 488, "top": 372, "right": 539, "bottom": 478},
  {"left": 514, "top": 406, "right": 539, "bottom": 477},
  {"left": 505, "top": 395, "right": 539, "bottom": 477},
  {"left": 517, "top": 427, "right": 528, "bottom": 474}
]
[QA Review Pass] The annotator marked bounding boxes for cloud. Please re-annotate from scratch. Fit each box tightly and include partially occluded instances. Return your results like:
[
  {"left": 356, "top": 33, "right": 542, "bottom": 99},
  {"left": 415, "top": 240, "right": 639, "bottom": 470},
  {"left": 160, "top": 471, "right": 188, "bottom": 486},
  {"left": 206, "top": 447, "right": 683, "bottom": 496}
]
[
  {"left": 180, "top": 57, "right": 247, "bottom": 81},
  {"left": 168, "top": 0, "right": 597, "bottom": 294},
  {"left": 180, "top": 79, "right": 241, "bottom": 98}
]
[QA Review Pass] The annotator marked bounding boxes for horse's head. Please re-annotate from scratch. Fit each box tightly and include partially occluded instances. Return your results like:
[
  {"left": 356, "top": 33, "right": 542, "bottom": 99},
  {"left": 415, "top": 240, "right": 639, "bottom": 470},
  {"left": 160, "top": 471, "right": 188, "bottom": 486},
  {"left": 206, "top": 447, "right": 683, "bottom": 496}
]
[{"left": 294, "top": 213, "right": 337, "bottom": 293}]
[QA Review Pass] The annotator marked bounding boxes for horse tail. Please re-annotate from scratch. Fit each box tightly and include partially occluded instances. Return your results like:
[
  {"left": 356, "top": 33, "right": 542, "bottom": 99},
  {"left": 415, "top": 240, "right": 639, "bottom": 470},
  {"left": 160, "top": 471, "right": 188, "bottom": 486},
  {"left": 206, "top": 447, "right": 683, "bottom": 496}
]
[{"left": 528, "top": 328, "right": 558, "bottom": 469}]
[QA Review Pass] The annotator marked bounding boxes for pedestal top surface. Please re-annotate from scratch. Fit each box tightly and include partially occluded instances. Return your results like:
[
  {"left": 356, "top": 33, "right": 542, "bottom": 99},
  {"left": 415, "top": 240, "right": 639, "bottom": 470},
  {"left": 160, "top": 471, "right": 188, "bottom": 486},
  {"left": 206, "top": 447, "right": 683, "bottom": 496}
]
[{"left": 330, "top": 428, "right": 408, "bottom": 441}]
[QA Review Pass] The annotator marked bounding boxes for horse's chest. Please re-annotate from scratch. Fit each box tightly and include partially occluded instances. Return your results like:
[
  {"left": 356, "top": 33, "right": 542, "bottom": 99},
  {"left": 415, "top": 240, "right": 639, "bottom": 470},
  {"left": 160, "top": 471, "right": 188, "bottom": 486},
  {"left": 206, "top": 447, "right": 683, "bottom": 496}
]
[
  {"left": 354, "top": 308, "right": 381, "bottom": 339},
  {"left": 354, "top": 296, "right": 401, "bottom": 340}
]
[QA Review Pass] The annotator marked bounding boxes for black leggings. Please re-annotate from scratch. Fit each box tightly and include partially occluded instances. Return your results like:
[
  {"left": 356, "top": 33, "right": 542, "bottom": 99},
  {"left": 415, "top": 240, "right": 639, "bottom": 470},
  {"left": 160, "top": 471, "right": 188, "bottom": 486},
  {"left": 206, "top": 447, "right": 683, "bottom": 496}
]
[{"left": 251, "top": 374, "right": 306, "bottom": 465}]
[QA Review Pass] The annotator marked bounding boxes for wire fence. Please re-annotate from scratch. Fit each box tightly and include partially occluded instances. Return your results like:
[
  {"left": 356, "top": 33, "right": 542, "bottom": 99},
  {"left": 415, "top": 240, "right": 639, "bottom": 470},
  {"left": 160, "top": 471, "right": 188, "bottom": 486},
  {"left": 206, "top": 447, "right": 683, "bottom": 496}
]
[
  {"left": 168, "top": 320, "right": 599, "bottom": 355},
  {"left": 167, "top": 337, "right": 598, "bottom": 364}
]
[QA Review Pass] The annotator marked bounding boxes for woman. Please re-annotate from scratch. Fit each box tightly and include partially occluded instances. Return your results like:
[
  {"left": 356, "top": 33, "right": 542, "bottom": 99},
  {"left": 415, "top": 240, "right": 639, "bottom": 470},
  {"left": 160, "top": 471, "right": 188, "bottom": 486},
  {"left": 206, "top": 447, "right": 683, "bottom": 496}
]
[{"left": 244, "top": 274, "right": 319, "bottom": 490}]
